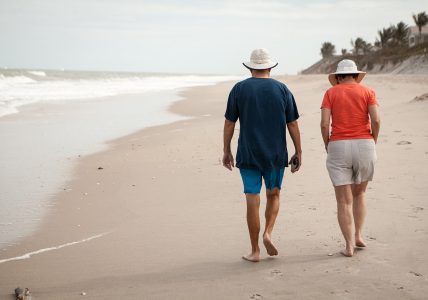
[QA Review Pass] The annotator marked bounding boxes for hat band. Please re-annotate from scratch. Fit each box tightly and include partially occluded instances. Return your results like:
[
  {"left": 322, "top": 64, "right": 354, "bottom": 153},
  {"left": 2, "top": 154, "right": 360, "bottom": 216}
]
[
  {"left": 252, "top": 60, "right": 272, "bottom": 64},
  {"left": 337, "top": 66, "right": 358, "bottom": 73}
]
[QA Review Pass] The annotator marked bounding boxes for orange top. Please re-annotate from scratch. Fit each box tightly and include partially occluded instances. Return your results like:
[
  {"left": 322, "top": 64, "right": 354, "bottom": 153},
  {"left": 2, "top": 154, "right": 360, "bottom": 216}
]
[{"left": 321, "top": 82, "right": 378, "bottom": 141}]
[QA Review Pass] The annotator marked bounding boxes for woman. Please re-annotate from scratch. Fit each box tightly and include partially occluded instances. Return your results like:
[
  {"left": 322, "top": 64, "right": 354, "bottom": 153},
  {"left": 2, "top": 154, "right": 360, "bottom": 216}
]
[{"left": 320, "top": 59, "right": 380, "bottom": 257}]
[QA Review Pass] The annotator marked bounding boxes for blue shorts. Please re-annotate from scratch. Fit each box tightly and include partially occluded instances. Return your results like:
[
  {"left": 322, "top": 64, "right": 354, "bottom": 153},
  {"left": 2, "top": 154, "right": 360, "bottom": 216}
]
[{"left": 239, "top": 168, "right": 285, "bottom": 194}]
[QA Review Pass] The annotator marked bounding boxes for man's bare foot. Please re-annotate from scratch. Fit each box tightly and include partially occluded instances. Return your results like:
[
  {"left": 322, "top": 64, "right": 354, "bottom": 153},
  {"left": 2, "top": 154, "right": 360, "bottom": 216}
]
[
  {"left": 263, "top": 235, "right": 278, "bottom": 256},
  {"left": 355, "top": 237, "right": 367, "bottom": 247},
  {"left": 242, "top": 252, "right": 260, "bottom": 262}
]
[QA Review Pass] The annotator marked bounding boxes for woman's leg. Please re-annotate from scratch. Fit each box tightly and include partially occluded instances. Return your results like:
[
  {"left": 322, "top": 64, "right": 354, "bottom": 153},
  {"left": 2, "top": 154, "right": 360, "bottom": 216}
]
[
  {"left": 352, "top": 181, "right": 369, "bottom": 247},
  {"left": 334, "top": 184, "right": 354, "bottom": 256}
]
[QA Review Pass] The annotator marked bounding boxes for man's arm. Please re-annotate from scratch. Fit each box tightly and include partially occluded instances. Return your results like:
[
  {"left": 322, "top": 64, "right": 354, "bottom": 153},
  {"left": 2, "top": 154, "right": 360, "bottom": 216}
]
[
  {"left": 223, "top": 119, "right": 236, "bottom": 170},
  {"left": 368, "top": 104, "right": 380, "bottom": 143},
  {"left": 320, "top": 108, "right": 331, "bottom": 152},
  {"left": 287, "top": 120, "right": 302, "bottom": 173}
]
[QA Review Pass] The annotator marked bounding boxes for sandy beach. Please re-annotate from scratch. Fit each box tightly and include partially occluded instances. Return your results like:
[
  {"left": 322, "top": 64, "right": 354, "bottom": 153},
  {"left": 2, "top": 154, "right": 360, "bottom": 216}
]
[{"left": 1, "top": 75, "right": 427, "bottom": 299}]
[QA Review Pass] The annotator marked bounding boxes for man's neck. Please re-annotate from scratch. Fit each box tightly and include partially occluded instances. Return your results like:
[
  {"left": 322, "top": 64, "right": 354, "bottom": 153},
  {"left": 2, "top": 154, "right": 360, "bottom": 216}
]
[{"left": 251, "top": 69, "right": 270, "bottom": 78}]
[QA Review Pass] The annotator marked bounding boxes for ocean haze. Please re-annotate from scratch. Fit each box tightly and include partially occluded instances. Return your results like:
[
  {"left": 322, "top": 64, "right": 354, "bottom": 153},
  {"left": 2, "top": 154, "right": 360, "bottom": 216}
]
[{"left": 1, "top": 0, "right": 427, "bottom": 74}]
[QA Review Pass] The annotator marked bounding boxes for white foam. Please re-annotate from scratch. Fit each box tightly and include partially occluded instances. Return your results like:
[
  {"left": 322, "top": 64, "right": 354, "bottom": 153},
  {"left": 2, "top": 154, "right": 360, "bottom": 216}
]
[
  {"left": 0, "top": 232, "right": 108, "bottom": 264},
  {"left": 0, "top": 73, "right": 242, "bottom": 118},
  {"left": 27, "top": 71, "right": 47, "bottom": 77}
]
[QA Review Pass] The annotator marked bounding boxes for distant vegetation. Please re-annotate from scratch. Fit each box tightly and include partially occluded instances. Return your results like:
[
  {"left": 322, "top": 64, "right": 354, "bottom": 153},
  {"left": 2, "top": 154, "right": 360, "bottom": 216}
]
[{"left": 317, "top": 11, "right": 428, "bottom": 72}]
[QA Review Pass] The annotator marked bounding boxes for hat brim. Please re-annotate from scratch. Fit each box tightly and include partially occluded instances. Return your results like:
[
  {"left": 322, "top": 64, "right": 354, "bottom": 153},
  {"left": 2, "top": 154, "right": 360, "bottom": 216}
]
[
  {"left": 328, "top": 71, "right": 366, "bottom": 86},
  {"left": 243, "top": 62, "right": 278, "bottom": 70}
]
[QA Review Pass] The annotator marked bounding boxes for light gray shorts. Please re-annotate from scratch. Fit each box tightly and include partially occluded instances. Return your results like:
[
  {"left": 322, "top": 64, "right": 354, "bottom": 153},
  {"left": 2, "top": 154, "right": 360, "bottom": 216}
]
[{"left": 326, "top": 139, "right": 377, "bottom": 186}]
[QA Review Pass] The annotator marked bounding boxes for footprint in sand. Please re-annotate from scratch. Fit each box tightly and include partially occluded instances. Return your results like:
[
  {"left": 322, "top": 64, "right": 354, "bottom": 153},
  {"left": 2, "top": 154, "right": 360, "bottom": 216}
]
[
  {"left": 413, "top": 207, "right": 424, "bottom": 213},
  {"left": 250, "top": 294, "right": 263, "bottom": 300},
  {"left": 412, "top": 93, "right": 428, "bottom": 102},
  {"left": 409, "top": 271, "right": 423, "bottom": 277},
  {"left": 270, "top": 269, "right": 283, "bottom": 277},
  {"left": 396, "top": 141, "right": 412, "bottom": 145}
]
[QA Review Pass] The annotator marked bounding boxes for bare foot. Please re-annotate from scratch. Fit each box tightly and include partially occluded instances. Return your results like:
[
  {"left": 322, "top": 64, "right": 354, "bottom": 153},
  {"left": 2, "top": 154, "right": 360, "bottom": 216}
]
[
  {"left": 263, "top": 235, "right": 278, "bottom": 256},
  {"left": 355, "top": 237, "right": 367, "bottom": 247},
  {"left": 242, "top": 252, "right": 260, "bottom": 262},
  {"left": 341, "top": 247, "right": 354, "bottom": 257}
]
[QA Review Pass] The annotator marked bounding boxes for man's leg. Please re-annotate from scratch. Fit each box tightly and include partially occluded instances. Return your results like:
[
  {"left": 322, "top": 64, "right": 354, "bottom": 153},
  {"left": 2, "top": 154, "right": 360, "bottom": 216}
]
[
  {"left": 352, "top": 181, "right": 368, "bottom": 247},
  {"left": 334, "top": 184, "right": 354, "bottom": 257},
  {"left": 243, "top": 193, "right": 261, "bottom": 262},
  {"left": 263, "top": 188, "right": 280, "bottom": 256}
]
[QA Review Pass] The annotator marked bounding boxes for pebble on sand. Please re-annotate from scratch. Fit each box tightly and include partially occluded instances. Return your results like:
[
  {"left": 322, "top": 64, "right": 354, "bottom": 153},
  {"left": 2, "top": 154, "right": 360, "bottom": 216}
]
[{"left": 14, "top": 287, "right": 31, "bottom": 300}]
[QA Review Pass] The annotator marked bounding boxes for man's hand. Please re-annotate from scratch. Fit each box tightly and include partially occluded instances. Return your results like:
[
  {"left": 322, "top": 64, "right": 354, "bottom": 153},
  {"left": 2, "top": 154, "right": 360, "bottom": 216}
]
[
  {"left": 223, "top": 119, "right": 236, "bottom": 171},
  {"left": 286, "top": 120, "right": 302, "bottom": 174},
  {"left": 289, "top": 152, "right": 302, "bottom": 173},
  {"left": 222, "top": 152, "right": 235, "bottom": 171}
]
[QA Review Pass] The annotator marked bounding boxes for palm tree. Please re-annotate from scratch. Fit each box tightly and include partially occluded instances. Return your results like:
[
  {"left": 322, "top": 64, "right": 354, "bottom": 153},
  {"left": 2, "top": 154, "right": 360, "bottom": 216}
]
[
  {"left": 392, "top": 22, "right": 410, "bottom": 47},
  {"left": 351, "top": 37, "right": 371, "bottom": 55},
  {"left": 412, "top": 12, "right": 428, "bottom": 44},
  {"left": 377, "top": 26, "right": 394, "bottom": 48},
  {"left": 320, "top": 42, "right": 336, "bottom": 58}
]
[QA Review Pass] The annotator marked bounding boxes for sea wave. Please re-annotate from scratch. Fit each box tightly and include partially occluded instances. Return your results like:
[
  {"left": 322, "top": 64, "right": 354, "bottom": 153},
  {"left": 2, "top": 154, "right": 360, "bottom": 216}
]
[
  {"left": 27, "top": 70, "right": 47, "bottom": 77},
  {"left": 0, "top": 69, "right": 241, "bottom": 118}
]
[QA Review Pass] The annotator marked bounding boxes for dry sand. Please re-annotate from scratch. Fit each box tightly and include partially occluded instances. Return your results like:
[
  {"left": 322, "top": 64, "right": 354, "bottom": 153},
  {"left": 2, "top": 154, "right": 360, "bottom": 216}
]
[{"left": 0, "top": 75, "right": 427, "bottom": 299}]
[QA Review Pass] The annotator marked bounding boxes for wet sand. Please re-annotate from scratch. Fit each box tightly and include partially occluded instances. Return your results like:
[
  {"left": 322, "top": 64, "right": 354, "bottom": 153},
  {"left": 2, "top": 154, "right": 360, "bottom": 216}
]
[{"left": 0, "top": 75, "right": 427, "bottom": 299}]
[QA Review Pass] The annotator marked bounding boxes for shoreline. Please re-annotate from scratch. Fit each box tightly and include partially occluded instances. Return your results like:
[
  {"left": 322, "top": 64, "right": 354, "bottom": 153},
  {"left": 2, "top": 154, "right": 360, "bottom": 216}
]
[
  {"left": 1, "top": 75, "right": 427, "bottom": 299},
  {"left": 0, "top": 90, "right": 186, "bottom": 248},
  {"left": 0, "top": 79, "right": 238, "bottom": 261}
]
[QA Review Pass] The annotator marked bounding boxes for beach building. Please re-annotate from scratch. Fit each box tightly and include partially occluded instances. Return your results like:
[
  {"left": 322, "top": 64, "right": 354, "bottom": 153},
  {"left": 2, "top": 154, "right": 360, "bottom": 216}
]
[{"left": 409, "top": 25, "right": 428, "bottom": 47}]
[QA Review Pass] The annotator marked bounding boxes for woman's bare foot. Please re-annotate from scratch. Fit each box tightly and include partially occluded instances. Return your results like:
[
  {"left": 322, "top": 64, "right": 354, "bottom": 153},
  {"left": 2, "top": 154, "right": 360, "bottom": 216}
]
[
  {"left": 341, "top": 244, "right": 354, "bottom": 257},
  {"left": 242, "top": 252, "right": 261, "bottom": 262},
  {"left": 263, "top": 235, "right": 278, "bottom": 256},
  {"left": 355, "top": 236, "right": 367, "bottom": 247}
]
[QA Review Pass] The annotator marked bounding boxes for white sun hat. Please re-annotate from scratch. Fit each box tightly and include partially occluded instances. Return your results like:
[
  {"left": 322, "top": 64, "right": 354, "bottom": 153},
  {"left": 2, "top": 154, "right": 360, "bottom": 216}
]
[
  {"left": 328, "top": 59, "right": 366, "bottom": 86},
  {"left": 243, "top": 48, "right": 278, "bottom": 70}
]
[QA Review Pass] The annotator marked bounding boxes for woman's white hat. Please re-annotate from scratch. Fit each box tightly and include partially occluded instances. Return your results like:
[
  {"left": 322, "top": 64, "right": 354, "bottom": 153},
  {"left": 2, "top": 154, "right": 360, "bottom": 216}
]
[
  {"left": 328, "top": 59, "right": 366, "bottom": 86},
  {"left": 243, "top": 48, "right": 278, "bottom": 70}
]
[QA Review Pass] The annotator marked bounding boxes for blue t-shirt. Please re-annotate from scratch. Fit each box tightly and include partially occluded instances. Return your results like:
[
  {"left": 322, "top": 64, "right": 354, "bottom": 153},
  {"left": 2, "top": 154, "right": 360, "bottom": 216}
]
[{"left": 225, "top": 77, "right": 299, "bottom": 171}]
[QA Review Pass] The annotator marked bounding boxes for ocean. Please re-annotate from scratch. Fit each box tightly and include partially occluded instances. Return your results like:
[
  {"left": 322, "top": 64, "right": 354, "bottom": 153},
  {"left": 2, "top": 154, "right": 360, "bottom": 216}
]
[{"left": 0, "top": 69, "right": 240, "bottom": 249}]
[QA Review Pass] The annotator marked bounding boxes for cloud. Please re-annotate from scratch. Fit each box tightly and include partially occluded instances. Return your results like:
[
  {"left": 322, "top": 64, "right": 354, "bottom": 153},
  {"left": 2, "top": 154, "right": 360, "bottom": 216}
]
[{"left": 1, "top": 0, "right": 427, "bottom": 73}]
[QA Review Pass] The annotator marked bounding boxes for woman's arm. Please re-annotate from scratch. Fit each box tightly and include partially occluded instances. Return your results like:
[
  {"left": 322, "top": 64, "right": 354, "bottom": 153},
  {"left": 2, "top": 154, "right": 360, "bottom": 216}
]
[
  {"left": 368, "top": 104, "right": 380, "bottom": 143},
  {"left": 320, "top": 108, "right": 331, "bottom": 152}
]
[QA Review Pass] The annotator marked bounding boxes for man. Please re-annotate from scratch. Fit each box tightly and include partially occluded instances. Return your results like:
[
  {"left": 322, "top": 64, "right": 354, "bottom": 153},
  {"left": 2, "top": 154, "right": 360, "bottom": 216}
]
[
  {"left": 223, "top": 48, "right": 302, "bottom": 262},
  {"left": 320, "top": 59, "right": 380, "bottom": 257}
]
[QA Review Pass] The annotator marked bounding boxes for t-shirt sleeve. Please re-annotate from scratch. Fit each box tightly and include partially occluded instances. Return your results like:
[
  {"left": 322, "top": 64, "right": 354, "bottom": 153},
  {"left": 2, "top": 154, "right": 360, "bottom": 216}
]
[
  {"left": 321, "top": 91, "right": 332, "bottom": 109},
  {"left": 224, "top": 84, "right": 239, "bottom": 122},
  {"left": 285, "top": 90, "right": 299, "bottom": 123},
  {"left": 367, "top": 89, "right": 378, "bottom": 106}
]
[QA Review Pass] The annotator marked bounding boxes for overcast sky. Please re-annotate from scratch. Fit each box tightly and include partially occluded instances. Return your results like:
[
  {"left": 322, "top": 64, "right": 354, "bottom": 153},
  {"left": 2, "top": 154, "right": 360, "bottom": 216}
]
[{"left": 1, "top": 0, "right": 427, "bottom": 75}]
